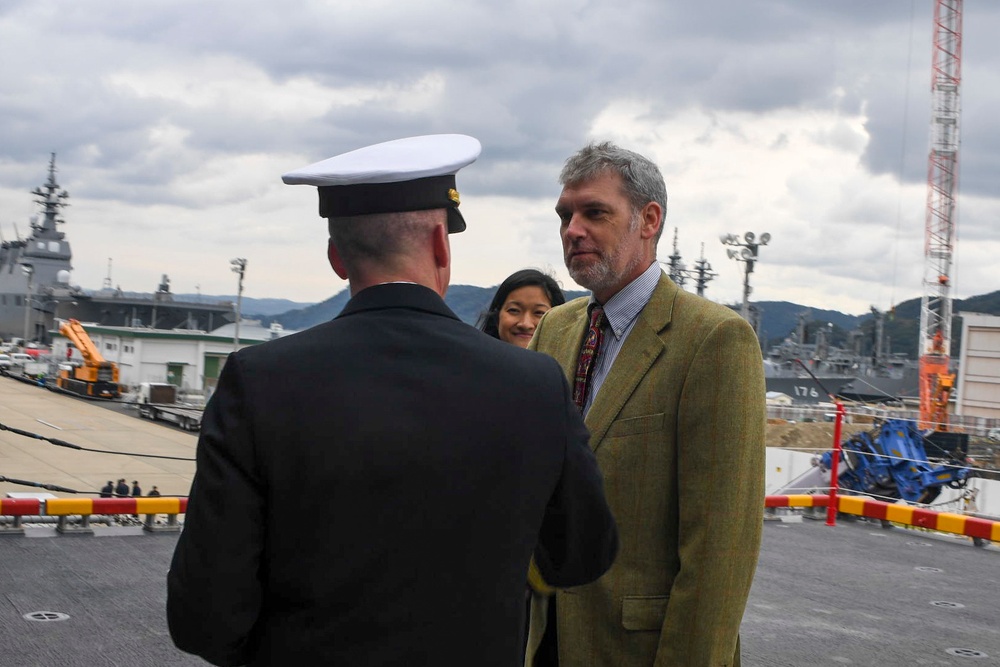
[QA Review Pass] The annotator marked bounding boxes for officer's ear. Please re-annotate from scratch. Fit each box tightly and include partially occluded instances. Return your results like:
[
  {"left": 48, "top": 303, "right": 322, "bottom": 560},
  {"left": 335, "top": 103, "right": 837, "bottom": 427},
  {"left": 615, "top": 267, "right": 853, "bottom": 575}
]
[
  {"left": 432, "top": 222, "right": 450, "bottom": 270},
  {"left": 327, "top": 239, "right": 349, "bottom": 280}
]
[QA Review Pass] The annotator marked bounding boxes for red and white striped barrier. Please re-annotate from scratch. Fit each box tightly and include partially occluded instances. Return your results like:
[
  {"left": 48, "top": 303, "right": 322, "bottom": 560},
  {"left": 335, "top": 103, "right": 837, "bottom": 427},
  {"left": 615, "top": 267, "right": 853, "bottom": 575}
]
[{"left": 765, "top": 494, "right": 1000, "bottom": 543}]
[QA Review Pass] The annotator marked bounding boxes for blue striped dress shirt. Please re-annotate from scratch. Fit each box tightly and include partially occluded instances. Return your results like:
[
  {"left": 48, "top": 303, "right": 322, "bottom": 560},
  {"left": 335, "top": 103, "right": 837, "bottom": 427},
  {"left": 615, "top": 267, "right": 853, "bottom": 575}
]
[{"left": 582, "top": 261, "right": 663, "bottom": 416}]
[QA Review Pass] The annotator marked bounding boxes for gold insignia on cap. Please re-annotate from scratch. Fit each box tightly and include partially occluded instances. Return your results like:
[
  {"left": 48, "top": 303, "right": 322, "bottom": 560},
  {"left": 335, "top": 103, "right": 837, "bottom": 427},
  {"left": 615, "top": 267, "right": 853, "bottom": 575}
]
[{"left": 448, "top": 188, "right": 461, "bottom": 205}]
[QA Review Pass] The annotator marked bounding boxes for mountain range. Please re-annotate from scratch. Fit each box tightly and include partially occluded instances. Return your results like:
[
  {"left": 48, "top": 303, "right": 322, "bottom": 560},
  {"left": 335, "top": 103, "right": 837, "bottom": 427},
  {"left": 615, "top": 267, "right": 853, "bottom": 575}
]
[{"left": 220, "top": 286, "right": 1000, "bottom": 360}]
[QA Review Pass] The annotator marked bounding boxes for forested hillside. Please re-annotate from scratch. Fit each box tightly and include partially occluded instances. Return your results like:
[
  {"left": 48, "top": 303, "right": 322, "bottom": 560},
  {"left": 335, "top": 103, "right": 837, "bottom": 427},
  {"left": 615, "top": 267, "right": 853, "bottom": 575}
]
[{"left": 258, "top": 285, "right": 1000, "bottom": 359}]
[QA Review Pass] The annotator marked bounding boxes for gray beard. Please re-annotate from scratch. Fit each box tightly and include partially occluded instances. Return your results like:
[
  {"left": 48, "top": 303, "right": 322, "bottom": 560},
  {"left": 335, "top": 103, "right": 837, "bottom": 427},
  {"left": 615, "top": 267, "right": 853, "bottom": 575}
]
[{"left": 567, "top": 244, "right": 643, "bottom": 296}]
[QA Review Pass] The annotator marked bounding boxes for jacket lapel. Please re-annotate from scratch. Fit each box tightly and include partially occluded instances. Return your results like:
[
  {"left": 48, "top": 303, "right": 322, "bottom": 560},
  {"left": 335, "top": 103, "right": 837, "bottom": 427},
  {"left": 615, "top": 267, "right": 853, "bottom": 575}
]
[
  {"left": 544, "top": 299, "right": 592, "bottom": 384},
  {"left": 584, "top": 276, "right": 677, "bottom": 451}
]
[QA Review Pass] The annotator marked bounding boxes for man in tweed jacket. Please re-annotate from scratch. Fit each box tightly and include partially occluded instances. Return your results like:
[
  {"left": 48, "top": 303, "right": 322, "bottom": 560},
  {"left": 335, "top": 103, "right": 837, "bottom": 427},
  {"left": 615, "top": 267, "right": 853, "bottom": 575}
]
[{"left": 528, "top": 141, "right": 765, "bottom": 667}]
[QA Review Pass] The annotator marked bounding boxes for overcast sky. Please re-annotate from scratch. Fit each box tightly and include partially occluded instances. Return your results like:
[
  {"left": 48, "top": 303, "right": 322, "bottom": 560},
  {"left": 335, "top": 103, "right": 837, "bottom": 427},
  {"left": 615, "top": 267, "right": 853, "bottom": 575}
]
[{"left": 2, "top": 0, "right": 998, "bottom": 315}]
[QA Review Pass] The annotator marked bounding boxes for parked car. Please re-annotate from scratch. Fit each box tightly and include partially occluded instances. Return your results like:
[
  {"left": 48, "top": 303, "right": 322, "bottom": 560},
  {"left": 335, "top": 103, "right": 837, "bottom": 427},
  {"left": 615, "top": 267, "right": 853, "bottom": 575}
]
[
  {"left": 0, "top": 354, "right": 11, "bottom": 371},
  {"left": 9, "top": 353, "right": 33, "bottom": 368}
]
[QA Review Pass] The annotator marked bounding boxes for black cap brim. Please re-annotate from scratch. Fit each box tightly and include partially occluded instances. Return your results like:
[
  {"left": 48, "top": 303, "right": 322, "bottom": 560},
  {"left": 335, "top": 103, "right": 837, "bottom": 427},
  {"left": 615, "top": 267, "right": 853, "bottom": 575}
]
[{"left": 447, "top": 207, "right": 466, "bottom": 233}]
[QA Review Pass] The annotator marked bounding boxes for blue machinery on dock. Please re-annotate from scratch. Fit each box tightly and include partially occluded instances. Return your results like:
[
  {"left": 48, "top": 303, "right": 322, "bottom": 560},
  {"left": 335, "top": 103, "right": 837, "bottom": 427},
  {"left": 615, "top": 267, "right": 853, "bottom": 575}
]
[{"left": 818, "top": 419, "right": 970, "bottom": 505}]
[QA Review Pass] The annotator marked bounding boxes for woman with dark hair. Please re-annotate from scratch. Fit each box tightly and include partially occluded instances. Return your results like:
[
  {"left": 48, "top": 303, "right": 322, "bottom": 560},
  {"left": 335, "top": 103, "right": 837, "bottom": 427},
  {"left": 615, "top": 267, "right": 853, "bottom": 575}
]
[
  {"left": 480, "top": 269, "right": 567, "bottom": 665},
  {"left": 478, "top": 269, "right": 566, "bottom": 348}
]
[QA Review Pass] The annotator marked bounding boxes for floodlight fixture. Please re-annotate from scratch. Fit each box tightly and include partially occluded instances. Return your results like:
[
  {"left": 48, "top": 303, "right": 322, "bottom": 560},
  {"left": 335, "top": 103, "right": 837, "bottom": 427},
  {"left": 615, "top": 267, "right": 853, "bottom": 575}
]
[{"left": 720, "top": 230, "right": 772, "bottom": 332}]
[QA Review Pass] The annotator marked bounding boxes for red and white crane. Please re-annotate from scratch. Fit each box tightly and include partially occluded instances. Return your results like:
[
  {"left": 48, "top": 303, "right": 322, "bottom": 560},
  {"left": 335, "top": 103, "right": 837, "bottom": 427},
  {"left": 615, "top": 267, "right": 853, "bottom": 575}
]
[{"left": 918, "top": 0, "right": 962, "bottom": 430}]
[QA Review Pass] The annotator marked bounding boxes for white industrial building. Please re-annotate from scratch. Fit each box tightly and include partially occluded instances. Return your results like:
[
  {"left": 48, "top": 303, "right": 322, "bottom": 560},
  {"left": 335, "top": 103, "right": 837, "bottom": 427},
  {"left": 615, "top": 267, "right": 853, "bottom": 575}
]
[{"left": 50, "top": 320, "right": 294, "bottom": 394}]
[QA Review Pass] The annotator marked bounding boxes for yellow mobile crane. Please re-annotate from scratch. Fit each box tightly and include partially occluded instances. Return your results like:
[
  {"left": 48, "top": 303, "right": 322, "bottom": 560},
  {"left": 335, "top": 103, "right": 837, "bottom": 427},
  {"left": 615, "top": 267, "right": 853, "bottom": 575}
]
[{"left": 57, "top": 319, "right": 120, "bottom": 398}]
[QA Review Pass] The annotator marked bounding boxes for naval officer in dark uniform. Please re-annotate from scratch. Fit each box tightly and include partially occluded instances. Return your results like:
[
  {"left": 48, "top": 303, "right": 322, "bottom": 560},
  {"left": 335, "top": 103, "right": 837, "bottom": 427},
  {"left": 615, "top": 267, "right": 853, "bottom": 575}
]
[{"left": 167, "top": 134, "right": 618, "bottom": 667}]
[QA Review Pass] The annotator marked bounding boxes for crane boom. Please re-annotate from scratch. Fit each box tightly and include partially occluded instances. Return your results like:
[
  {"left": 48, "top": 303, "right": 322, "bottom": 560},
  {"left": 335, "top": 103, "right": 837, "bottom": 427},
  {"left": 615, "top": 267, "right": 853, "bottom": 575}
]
[
  {"left": 56, "top": 318, "right": 119, "bottom": 398},
  {"left": 59, "top": 318, "right": 108, "bottom": 366},
  {"left": 919, "top": 0, "right": 962, "bottom": 430}
]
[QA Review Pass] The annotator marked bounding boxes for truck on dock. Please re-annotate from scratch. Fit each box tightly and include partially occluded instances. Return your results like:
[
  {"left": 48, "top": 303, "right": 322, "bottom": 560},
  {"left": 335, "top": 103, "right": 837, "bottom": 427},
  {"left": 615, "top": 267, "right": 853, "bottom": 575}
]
[
  {"left": 56, "top": 319, "right": 120, "bottom": 398},
  {"left": 136, "top": 382, "right": 203, "bottom": 432}
]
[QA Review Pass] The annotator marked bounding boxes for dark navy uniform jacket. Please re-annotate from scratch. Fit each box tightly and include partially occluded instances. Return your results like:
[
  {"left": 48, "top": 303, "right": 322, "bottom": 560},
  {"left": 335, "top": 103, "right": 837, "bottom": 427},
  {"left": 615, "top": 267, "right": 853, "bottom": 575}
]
[{"left": 167, "top": 283, "right": 618, "bottom": 667}]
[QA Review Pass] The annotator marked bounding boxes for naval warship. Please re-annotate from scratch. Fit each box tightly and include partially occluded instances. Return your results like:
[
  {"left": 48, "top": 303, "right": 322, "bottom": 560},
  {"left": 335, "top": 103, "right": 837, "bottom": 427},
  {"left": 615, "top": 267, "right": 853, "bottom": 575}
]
[
  {"left": 763, "top": 309, "right": 920, "bottom": 406},
  {"left": 0, "top": 155, "right": 233, "bottom": 344}
]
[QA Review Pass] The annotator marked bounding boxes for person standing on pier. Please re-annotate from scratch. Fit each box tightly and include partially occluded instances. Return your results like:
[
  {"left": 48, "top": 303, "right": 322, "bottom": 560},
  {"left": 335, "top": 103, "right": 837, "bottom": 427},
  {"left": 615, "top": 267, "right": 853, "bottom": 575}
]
[
  {"left": 527, "top": 141, "right": 766, "bottom": 667},
  {"left": 167, "top": 135, "right": 618, "bottom": 667}
]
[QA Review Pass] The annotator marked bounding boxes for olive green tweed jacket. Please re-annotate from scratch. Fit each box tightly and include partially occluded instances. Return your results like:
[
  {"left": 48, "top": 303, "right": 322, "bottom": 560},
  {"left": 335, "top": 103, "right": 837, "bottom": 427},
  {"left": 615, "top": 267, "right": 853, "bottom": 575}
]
[{"left": 529, "top": 273, "right": 765, "bottom": 667}]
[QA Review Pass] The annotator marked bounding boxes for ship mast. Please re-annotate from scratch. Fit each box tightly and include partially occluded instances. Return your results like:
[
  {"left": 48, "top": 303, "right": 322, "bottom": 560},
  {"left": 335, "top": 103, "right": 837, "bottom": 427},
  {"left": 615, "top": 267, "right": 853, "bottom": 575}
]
[
  {"left": 31, "top": 152, "right": 70, "bottom": 240},
  {"left": 918, "top": 0, "right": 962, "bottom": 430}
]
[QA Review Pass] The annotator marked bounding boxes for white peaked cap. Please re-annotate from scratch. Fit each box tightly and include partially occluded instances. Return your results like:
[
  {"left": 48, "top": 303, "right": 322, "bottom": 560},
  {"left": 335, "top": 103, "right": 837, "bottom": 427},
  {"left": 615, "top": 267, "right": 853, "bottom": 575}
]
[
  {"left": 282, "top": 134, "right": 481, "bottom": 186},
  {"left": 282, "top": 134, "right": 481, "bottom": 234}
]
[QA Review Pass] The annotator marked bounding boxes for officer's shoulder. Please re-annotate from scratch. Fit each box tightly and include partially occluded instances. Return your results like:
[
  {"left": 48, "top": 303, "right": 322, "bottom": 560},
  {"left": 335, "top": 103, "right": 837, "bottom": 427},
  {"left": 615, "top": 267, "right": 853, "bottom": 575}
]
[{"left": 229, "top": 319, "right": 339, "bottom": 365}]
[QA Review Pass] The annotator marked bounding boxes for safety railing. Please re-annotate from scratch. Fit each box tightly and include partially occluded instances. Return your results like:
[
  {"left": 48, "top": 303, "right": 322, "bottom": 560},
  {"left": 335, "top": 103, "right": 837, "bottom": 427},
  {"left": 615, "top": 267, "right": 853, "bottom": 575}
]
[
  {"left": 0, "top": 497, "right": 188, "bottom": 536},
  {"left": 765, "top": 493, "right": 1000, "bottom": 544}
]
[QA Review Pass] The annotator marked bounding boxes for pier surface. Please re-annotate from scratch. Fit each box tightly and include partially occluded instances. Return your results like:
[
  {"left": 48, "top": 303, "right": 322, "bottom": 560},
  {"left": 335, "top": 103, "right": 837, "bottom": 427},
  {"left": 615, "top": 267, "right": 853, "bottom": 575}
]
[
  {"left": 2, "top": 375, "right": 998, "bottom": 665},
  {"left": 0, "top": 374, "right": 197, "bottom": 499}
]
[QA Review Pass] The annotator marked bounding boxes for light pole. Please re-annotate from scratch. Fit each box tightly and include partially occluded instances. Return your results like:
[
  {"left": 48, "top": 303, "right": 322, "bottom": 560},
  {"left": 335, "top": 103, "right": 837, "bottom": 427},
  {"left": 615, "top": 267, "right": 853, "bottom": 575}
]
[
  {"left": 720, "top": 231, "right": 770, "bottom": 330},
  {"left": 20, "top": 263, "right": 34, "bottom": 344},
  {"left": 230, "top": 258, "right": 247, "bottom": 354}
]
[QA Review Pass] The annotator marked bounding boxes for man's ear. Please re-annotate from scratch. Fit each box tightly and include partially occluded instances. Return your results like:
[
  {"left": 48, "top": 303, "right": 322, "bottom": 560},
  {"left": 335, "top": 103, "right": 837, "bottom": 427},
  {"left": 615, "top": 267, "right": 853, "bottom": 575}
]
[
  {"left": 327, "top": 239, "right": 349, "bottom": 280},
  {"left": 432, "top": 222, "right": 450, "bottom": 270},
  {"left": 431, "top": 221, "right": 451, "bottom": 296},
  {"left": 639, "top": 201, "right": 663, "bottom": 241}
]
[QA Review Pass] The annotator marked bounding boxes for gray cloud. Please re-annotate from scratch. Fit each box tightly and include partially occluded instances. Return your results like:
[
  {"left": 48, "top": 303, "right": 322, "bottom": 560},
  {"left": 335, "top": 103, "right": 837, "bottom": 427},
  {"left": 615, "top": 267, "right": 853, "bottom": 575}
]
[{"left": 1, "top": 0, "right": 998, "bottom": 306}]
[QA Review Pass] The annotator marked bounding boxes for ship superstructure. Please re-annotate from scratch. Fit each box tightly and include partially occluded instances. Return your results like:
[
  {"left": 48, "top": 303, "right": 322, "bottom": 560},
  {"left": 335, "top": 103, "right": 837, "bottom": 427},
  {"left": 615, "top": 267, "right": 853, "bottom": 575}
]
[
  {"left": 0, "top": 154, "right": 77, "bottom": 341},
  {"left": 1, "top": 156, "right": 234, "bottom": 343}
]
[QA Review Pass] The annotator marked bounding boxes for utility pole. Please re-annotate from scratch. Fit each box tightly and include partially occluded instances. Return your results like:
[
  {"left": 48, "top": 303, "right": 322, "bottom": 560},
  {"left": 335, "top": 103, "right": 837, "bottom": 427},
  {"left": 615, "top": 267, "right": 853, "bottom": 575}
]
[
  {"left": 231, "top": 258, "right": 247, "bottom": 354},
  {"left": 20, "top": 263, "right": 34, "bottom": 343}
]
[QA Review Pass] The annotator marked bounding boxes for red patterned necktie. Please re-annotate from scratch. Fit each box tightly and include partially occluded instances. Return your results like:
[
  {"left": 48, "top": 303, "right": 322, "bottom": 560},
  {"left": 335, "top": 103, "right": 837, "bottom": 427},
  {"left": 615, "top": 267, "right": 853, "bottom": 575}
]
[{"left": 572, "top": 305, "right": 605, "bottom": 412}]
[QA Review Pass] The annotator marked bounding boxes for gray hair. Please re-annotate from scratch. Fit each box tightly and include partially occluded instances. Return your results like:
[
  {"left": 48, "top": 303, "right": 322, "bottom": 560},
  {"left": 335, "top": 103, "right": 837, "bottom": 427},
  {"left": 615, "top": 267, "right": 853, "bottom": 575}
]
[
  {"left": 328, "top": 209, "right": 442, "bottom": 273},
  {"left": 560, "top": 141, "right": 668, "bottom": 243}
]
